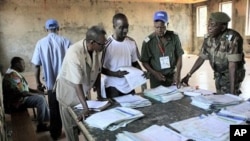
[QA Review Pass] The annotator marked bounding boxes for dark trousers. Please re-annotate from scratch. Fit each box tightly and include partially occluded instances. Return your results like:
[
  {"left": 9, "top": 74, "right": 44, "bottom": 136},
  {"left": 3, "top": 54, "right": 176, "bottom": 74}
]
[
  {"left": 47, "top": 90, "right": 62, "bottom": 139},
  {"left": 105, "top": 86, "right": 135, "bottom": 98}
]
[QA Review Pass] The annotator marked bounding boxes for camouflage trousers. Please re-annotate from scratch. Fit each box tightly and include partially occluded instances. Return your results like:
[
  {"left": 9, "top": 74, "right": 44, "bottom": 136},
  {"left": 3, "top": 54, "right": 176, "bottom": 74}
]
[{"left": 214, "top": 69, "right": 245, "bottom": 95}]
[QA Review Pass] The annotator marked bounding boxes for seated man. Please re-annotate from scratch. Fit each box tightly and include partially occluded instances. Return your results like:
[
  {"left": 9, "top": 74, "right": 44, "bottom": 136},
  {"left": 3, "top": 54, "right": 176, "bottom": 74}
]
[{"left": 2, "top": 57, "right": 50, "bottom": 132}]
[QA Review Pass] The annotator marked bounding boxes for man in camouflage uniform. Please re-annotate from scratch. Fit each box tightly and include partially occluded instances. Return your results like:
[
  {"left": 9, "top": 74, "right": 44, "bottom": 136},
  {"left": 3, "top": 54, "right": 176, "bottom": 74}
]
[
  {"left": 141, "top": 11, "right": 184, "bottom": 88},
  {"left": 181, "top": 12, "right": 245, "bottom": 95}
]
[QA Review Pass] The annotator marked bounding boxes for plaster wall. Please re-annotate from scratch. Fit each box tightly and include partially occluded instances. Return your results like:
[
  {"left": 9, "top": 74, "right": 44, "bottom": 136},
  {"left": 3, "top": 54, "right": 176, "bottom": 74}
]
[{"left": 0, "top": 0, "right": 192, "bottom": 72}]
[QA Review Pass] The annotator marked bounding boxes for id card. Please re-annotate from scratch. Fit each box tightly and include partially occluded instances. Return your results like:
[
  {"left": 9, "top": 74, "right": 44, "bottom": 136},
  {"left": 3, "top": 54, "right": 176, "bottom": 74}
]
[{"left": 160, "top": 56, "right": 170, "bottom": 69}]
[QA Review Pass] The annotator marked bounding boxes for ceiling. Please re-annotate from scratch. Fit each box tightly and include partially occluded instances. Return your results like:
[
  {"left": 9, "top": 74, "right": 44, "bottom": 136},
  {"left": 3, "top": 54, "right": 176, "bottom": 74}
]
[{"left": 106, "top": 0, "right": 207, "bottom": 4}]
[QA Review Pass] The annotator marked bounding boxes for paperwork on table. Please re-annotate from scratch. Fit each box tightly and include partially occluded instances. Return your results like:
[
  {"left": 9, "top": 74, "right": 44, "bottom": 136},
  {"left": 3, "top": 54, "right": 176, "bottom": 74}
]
[
  {"left": 113, "top": 94, "right": 151, "bottom": 108},
  {"left": 144, "top": 85, "right": 183, "bottom": 103},
  {"left": 116, "top": 124, "right": 189, "bottom": 141},
  {"left": 190, "top": 94, "right": 243, "bottom": 110},
  {"left": 74, "top": 100, "right": 110, "bottom": 111},
  {"left": 85, "top": 107, "right": 144, "bottom": 131},
  {"left": 170, "top": 113, "right": 245, "bottom": 141}
]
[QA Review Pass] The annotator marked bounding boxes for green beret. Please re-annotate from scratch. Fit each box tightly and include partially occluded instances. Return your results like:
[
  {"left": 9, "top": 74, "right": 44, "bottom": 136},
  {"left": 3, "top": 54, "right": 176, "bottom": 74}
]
[{"left": 210, "top": 12, "right": 231, "bottom": 23}]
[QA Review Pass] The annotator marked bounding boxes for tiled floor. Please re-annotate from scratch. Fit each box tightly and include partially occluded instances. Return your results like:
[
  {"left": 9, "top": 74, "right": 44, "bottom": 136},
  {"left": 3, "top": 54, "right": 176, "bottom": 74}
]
[{"left": 5, "top": 54, "right": 250, "bottom": 141}]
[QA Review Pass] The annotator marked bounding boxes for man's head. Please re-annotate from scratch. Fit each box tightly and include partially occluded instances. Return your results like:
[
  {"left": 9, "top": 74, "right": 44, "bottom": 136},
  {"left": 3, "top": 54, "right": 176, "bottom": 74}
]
[
  {"left": 207, "top": 12, "right": 230, "bottom": 37},
  {"left": 86, "top": 25, "right": 107, "bottom": 52},
  {"left": 153, "top": 11, "right": 168, "bottom": 37},
  {"left": 45, "top": 19, "right": 59, "bottom": 32},
  {"left": 10, "top": 57, "right": 25, "bottom": 72},
  {"left": 112, "top": 13, "right": 129, "bottom": 41}
]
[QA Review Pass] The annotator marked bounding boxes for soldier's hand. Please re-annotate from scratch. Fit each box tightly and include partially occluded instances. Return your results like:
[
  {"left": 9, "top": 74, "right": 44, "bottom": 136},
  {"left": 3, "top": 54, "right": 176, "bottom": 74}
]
[
  {"left": 181, "top": 75, "right": 190, "bottom": 86},
  {"left": 153, "top": 71, "right": 166, "bottom": 81}
]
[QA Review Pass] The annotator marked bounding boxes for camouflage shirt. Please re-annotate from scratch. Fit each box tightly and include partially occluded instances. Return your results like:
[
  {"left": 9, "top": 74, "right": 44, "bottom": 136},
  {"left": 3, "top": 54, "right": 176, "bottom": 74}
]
[{"left": 199, "top": 29, "right": 245, "bottom": 73}]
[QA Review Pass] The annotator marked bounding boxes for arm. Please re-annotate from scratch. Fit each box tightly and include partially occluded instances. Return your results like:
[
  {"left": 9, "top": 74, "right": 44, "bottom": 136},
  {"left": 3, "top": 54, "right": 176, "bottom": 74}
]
[
  {"left": 228, "top": 62, "right": 237, "bottom": 94},
  {"left": 142, "top": 62, "right": 166, "bottom": 81},
  {"left": 175, "top": 55, "right": 182, "bottom": 88},
  {"left": 181, "top": 57, "right": 205, "bottom": 86},
  {"left": 102, "top": 67, "right": 128, "bottom": 78},
  {"left": 75, "top": 83, "right": 89, "bottom": 121},
  {"left": 34, "top": 65, "right": 44, "bottom": 91},
  {"left": 93, "top": 73, "right": 102, "bottom": 100}
]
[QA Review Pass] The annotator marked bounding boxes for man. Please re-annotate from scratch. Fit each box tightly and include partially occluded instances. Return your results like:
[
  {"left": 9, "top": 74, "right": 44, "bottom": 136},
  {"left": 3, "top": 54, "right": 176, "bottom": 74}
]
[
  {"left": 31, "top": 19, "right": 71, "bottom": 140},
  {"left": 2, "top": 57, "right": 50, "bottom": 132},
  {"left": 181, "top": 12, "right": 245, "bottom": 95},
  {"left": 56, "top": 25, "right": 106, "bottom": 141},
  {"left": 141, "top": 11, "right": 184, "bottom": 88},
  {"left": 102, "top": 13, "right": 143, "bottom": 99}
]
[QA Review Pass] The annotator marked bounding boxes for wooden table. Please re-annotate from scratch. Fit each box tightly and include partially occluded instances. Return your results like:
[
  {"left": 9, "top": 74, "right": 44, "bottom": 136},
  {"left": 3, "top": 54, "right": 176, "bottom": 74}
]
[{"left": 68, "top": 96, "right": 209, "bottom": 141}]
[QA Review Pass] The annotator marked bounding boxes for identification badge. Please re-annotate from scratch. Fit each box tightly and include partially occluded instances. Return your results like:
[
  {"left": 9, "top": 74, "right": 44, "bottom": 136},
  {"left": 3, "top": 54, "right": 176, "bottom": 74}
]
[{"left": 160, "top": 56, "right": 170, "bottom": 69}]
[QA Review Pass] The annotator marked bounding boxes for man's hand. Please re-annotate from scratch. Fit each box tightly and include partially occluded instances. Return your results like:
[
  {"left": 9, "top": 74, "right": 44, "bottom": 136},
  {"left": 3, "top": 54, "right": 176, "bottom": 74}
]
[
  {"left": 37, "top": 84, "right": 46, "bottom": 92},
  {"left": 181, "top": 75, "right": 190, "bottom": 86},
  {"left": 153, "top": 71, "right": 166, "bottom": 81},
  {"left": 77, "top": 110, "right": 90, "bottom": 121},
  {"left": 116, "top": 70, "right": 129, "bottom": 78},
  {"left": 142, "top": 71, "right": 149, "bottom": 79}
]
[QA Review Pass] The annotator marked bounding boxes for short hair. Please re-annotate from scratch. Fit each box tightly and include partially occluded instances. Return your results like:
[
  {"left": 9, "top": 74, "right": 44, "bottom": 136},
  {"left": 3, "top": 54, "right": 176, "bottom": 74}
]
[
  {"left": 86, "top": 26, "right": 106, "bottom": 42},
  {"left": 10, "top": 57, "right": 23, "bottom": 67},
  {"left": 112, "top": 13, "right": 127, "bottom": 25}
]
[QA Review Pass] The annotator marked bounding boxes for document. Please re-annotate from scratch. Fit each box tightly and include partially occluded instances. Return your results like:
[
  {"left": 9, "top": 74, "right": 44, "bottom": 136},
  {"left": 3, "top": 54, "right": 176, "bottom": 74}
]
[
  {"left": 116, "top": 124, "right": 188, "bottom": 141},
  {"left": 114, "top": 94, "right": 152, "bottom": 108},
  {"left": 119, "top": 66, "right": 147, "bottom": 90},
  {"left": 170, "top": 114, "right": 245, "bottom": 141},
  {"left": 74, "top": 100, "right": 110, "bottom": 111},
  {"left": 85, "top": 107, "right": 144, "bottom": 131}
]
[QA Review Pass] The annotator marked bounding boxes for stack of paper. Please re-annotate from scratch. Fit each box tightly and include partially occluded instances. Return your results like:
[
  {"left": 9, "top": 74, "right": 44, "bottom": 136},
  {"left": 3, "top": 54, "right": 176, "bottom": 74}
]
[
  {"left": 116, "top": 124, "right": 188, "bottom": 141},
  {"left": 113, "top": 94, "right": 152, "bottom": 108},
  {"left": 179, "top": 86, "right": 214, "bottom": 96},
  {"left": 119, "top": 66, "right": 147, "bottom": 90},
  {"left": 217, "top": 101, "right": 250, "bottom": 121},
  {"left": 74, "top": 100, "right": 111, "bottom": 112},
  {"left": 85, "top": 107, "right": 144, "bottom": 131},
  {"left": 190, "top": 94, "right": 243, "bottom": 110},
  {"left": 144, "top": 85, "right": 183, "bottom": 103},
  {"left": 170, "top": 114, "right": 245, "bottom": 141}
]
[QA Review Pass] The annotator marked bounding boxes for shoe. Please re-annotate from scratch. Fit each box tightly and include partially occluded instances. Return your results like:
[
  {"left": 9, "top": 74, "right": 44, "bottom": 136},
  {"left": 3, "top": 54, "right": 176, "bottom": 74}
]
[{"left": 36, "top": 123, "right": 49, "bottom": 133}]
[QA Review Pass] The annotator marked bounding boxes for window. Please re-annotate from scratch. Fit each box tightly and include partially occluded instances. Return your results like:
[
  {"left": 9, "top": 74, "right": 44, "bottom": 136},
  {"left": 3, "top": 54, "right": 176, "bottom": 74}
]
[
  {"left": 219, "top": 1, "right": 232, "bottom": 28},
  {"left": 246, "top": 0, "right": 250, "bottom": 35},
  {"left": 196, "top": 6, "right": 207, "bottom": 37}
]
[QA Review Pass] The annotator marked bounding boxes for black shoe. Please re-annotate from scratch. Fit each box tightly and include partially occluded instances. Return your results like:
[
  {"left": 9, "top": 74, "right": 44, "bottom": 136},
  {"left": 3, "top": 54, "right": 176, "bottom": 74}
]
[{"left": 36, "top": 124, "right": 49, "bottom": 133}]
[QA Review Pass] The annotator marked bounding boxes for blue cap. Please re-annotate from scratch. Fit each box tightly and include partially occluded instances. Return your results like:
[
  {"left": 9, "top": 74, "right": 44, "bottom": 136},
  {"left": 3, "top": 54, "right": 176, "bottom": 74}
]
[
  {"left": 45, "top": 19, "right": 59, "bottom": 30},
  {"left": 154, "top": 11, "right": 168, "bottom": 23}
]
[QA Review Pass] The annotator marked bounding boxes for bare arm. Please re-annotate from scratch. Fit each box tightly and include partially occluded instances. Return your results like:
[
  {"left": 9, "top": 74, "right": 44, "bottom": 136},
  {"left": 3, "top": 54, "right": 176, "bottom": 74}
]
[
  {"left": 75, "top": 83, "right": 89, "bottom": 121},
  {"left": 181, "top": 57, "right": 205, "bottom": 86},
  {"left": 175, "top": 56, "right": 182, "bottom": 88},
  {"left": 228, "top": 62, "right": 237, "bottom": 94}
]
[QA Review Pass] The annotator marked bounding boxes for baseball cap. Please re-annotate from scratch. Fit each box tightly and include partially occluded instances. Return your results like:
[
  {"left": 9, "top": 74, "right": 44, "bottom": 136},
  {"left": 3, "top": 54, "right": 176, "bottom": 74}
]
[
  {"left": 45, "top": 19, "right": 59, "bottom": 30},
  {"left": 210, "top": 12, "right": 231, "bottom": 23},
  {"left": 154, "top": 11, "right": 168, "bottom": 23}
]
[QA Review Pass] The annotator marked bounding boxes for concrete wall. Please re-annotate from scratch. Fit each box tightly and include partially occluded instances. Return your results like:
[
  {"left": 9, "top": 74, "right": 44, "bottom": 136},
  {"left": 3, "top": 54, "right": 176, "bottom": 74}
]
[
  {"left": 0, "top": 0, "right": 192, "bottom": 72},
  {"left": 192, "top": 0, "right": 250, "bottom": 56}
]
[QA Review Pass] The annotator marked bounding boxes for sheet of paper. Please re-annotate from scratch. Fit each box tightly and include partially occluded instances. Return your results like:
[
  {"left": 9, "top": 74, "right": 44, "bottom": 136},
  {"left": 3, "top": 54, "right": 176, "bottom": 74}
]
[
  {"left": 74, "top": 100, "right": 109, "bottom": 109},
  {"left": 119, "top": 66, "right": 147, "bottom": 90}
]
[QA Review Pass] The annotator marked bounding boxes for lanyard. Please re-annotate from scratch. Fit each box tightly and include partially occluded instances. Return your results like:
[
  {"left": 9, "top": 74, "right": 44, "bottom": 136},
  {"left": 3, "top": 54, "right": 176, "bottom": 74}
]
[{"left": 156, "top": 36, "right": 165, "bottom": 56}]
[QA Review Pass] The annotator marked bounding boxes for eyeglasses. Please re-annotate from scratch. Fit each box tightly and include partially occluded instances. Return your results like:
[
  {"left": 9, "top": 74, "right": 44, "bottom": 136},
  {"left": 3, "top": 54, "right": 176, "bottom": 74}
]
[{"left": 94, "top": 40, "right": 105, "bottom": 47}]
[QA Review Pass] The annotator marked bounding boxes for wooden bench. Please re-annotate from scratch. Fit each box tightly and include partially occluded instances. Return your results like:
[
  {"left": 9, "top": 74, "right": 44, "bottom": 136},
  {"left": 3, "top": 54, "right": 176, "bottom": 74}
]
[{"left": 11, "top": 109, "right": 38, "bottom": 141}]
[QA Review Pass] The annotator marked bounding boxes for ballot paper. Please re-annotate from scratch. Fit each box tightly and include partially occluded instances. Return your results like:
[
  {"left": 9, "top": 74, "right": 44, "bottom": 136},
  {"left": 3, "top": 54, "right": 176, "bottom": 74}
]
[
  {"left": 119, "top": 66, "right": 147, "bottom": 90},
  {"left": 85, "top": 107, "right": 144, "bottom": 131},
  {"left": 74, "top": 100, "right": 110, "bottom": 111},
  {"left": 144, "top": 85, "right": 183, "bottom": 103},
  {"left": 116, "top": 124, "right": 188, "bottom": 141},
  {"left": 190, "top": 94, "right": 243, "bottom": 110},
  {"left": 218, "top": 101, "right": 250, "bottom": 121},
  {"left": 170, "top": 114, "right": 245, "bottom": 141},
  {"left": 114, "top": 94, "right": 152, "bottom": 108},
  {"left": 179, "top": 86, "right": 214, "bottom": 96}
]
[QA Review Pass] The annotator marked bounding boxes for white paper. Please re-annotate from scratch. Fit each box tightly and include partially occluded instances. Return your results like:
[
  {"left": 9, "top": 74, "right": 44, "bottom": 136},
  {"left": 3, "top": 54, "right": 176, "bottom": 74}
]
[
  {"left": 119, "top": 66, "right": 147, "bottom": 90},
  {"left": 74, "top": 100, "right": 109, "bottom": 110}
]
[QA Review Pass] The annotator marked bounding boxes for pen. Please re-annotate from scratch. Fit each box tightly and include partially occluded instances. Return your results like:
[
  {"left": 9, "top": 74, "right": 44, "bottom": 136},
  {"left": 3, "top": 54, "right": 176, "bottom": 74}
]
[
  {"left": 116, "top": 108, "right": 135, "bottom": 116},
  {"left": 216, "top": 113, "right": 246, "bottom": 121}
]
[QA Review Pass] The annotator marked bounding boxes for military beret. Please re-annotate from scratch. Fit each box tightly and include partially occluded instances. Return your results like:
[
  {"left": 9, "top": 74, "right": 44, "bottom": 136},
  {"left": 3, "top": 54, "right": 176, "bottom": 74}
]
[{"left": 210, "top": 12, "right": 231, "bottom": 23}]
